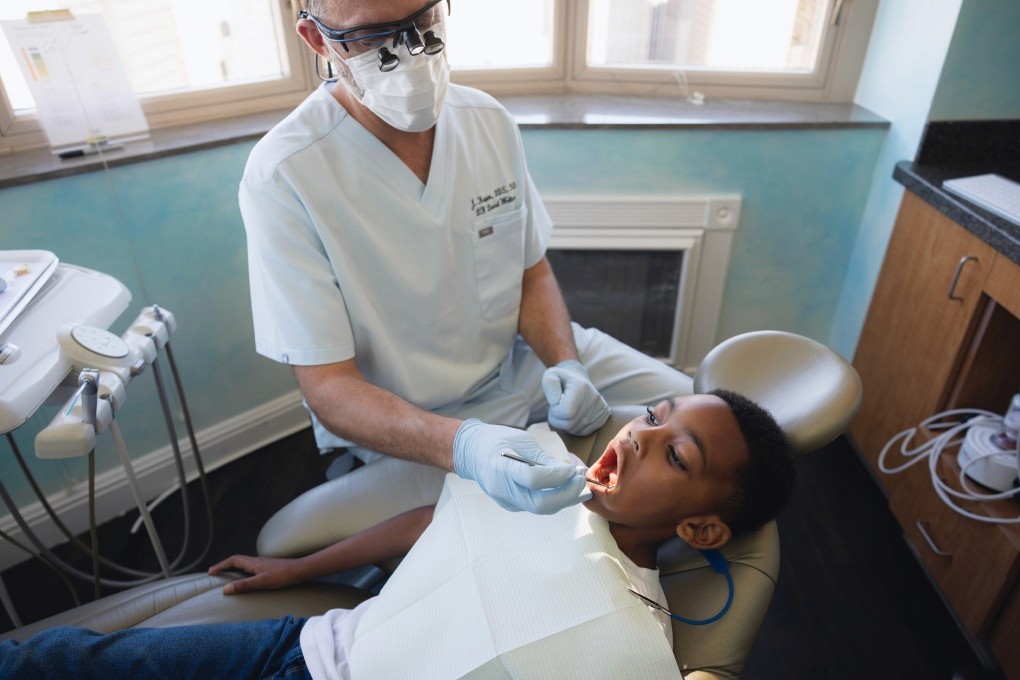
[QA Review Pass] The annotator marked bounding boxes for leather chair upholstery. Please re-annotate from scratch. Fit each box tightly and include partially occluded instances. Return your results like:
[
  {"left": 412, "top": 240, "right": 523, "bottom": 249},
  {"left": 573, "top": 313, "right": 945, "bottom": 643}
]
[{"left": 1, "top": 331, "right": 861, "bottom": 679}]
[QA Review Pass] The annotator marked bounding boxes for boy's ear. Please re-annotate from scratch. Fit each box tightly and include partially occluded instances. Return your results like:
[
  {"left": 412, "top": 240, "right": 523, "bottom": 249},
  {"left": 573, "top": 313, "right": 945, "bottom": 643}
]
[{"left": 676, "top": 515, "right": 732, "bottom": 550}]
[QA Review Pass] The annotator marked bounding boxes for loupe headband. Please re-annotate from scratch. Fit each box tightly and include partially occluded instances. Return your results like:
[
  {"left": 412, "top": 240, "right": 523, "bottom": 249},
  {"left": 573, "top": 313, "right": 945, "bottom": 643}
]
[{"left": 300, "top": 0, "right": 449, "bottom": 52}]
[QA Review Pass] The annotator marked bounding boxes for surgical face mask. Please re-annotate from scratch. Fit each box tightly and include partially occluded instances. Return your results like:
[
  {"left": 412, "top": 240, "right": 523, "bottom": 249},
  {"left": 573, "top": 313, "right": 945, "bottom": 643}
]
[{"left": 325, "top": 37, "right": 449, "bottom": 133}]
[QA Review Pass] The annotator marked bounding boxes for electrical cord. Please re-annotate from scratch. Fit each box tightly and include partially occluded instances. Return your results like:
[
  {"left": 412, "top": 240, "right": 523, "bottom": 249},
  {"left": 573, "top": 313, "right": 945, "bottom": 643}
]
[
  {"left": 0, "top": 476, "right": 164, "bottom": 589},
  {"left": 4, "top": 433, "right": 161, "bottom": 579},
  {"left": 879, "top": 408, "right": 1020, "bottom": 524},
  {"left": 147, "top": 358, "right": 191, "bottom": 562},
  {"left": 88, "top": 449, "right": 100, "bottom": 599},
  {"left": 0, "top": 526, "right": 81, "bottom": 610},
  {"left": 107, "top": 417, "right": 171, "bottom": 576},
  {"left": 676, "top": 549, "right": 733, "bottom": 625},
  {"left": 629, "top": 549, "right": 734, "bottom": 626},
  {"left": 162, "top": 340, "right": 215, "bottom": 568},
  {"left": 147, "top": 352, "right": 214, "bottom": 572},
  {"left": 0, "top": 427, "right": 187, "bottom": 588}
]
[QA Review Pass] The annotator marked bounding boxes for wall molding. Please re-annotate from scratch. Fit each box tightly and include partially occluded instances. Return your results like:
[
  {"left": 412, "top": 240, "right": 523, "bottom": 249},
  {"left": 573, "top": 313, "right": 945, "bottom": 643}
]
[
  {"left": 544, "top": 194, "right": 741, "bottom": 372},
  {"left": 0, "top": 389, "right": 309, "bottom": 571}
]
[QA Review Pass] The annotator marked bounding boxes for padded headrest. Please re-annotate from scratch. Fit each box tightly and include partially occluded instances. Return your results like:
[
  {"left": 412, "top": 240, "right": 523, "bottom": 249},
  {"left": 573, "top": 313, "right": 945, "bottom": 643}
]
[{"left": 693, "top": 330, "right": 862, "bottom": 454}]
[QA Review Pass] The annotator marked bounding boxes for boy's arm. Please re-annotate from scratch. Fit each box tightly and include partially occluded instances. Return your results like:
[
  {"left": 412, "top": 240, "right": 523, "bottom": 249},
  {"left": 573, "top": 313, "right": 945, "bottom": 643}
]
[{"left": 208, "top": 504, "right": 435, "bottom": 594}]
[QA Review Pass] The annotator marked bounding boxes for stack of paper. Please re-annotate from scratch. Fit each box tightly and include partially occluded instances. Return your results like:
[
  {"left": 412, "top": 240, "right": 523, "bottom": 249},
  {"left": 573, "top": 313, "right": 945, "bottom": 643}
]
[
  {"left": 943, "top": 174, "right": 1020, "bottom": 226},
  {"left": 0, "top": 250, "right": 59, "bottom": 336}
]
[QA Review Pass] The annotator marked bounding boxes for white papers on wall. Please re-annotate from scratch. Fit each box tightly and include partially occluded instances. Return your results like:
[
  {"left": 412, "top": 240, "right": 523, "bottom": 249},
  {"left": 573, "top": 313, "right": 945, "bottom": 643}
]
[{"left": 0, "top": 12, "right": 149, "bottom": 153}]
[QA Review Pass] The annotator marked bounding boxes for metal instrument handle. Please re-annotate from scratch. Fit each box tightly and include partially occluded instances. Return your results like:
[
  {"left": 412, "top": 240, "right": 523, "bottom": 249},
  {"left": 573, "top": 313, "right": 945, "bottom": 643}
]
[
  {"left": 916, "top": 520, "right": 951, "bottom": 557},
  {"left": 947, "top": 255, "right": 978, "bottom": 301}
]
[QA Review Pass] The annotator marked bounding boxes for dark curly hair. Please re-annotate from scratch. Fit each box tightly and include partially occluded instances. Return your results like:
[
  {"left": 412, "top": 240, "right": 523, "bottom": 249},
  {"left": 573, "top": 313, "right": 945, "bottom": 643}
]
[{"left": 709, "top": 388, "right": 796, "bottom": 537}]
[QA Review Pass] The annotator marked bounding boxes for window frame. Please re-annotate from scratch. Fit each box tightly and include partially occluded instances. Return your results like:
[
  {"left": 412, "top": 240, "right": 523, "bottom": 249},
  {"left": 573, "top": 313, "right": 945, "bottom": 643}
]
[
  {"left": 452, "top": 0, "right": 879, "bottom": 102},
  {"left": 0, "top": 0, "right": 316, "bottom": 154},
  {"left": 0, "top": 0, "right": 880, "bottom": 155}
]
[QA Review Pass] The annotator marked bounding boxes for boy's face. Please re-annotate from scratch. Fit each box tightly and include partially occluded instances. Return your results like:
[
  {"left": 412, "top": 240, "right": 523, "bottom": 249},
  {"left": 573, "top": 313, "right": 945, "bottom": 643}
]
[{"left": 583, "top": 395, "right": 747, "bottom": 535}]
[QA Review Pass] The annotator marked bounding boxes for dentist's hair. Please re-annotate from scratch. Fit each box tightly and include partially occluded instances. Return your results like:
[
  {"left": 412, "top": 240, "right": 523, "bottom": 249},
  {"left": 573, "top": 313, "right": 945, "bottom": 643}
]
[
  {"left": 300, "top": 0, "right": 325, "bottom": 15},
  {"left": 709, "top": 388, "right": 796, "bottom": 537}
]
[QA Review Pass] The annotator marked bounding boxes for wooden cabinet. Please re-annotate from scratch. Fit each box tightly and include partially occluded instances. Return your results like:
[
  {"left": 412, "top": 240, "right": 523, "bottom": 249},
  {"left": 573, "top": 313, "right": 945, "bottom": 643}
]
[
  {"left": 851, "top": 192, "right": 996, "bottom": 483},
  {"left": 851, "top": 190, "right": 1020, "bottom": 679},
  {"left": 889, "top": 453, "right": 1020, "bottom": 638}
]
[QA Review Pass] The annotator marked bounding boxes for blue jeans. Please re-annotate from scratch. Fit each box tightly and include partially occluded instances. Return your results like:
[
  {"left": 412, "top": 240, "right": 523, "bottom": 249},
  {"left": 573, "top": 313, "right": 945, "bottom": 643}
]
[{"left": 0, "top": 616, "right": 310, "bottom": 680}]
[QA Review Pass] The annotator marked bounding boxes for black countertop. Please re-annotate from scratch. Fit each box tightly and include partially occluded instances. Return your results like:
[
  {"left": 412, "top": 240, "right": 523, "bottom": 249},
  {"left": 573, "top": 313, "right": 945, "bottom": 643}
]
[
  {"left": 892, "top": 120, "right": 1019, "bottom": 266},
  {"left": 893, "top": 161, "right": 1019, "bottom": 266}
]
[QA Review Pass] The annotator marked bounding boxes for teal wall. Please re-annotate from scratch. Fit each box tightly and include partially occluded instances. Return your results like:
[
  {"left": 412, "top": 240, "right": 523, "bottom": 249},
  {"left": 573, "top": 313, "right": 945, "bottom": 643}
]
[
  {"left": 1, "top": 145, "right": 297, "bottom": 507},
  {"left": 929, "top": 0, "right": 1020, "bottom": 121},
  {"left": 522, "top": 128, "right": 884, "bottom": 342},
  {"left": 830, "top": 0, "right": 963, "bottom": 360},
  {"left": 831, "top": 0, "right": 1020, "bottom": 361},
  {"left": 0, "top": 123, "right": 884, "bottom": 504}
]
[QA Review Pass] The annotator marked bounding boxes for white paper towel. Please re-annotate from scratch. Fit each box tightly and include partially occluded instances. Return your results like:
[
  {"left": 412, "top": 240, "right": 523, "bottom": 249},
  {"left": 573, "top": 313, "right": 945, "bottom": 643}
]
[{"left": 349, "top": 426, "right": 679, "bottom": 680}]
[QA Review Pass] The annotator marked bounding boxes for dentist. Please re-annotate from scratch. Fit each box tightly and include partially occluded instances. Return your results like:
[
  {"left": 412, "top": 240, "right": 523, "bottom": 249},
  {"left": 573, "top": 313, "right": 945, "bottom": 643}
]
[{"left": 239, "top": 0, "right": 689, "bottom": 516}]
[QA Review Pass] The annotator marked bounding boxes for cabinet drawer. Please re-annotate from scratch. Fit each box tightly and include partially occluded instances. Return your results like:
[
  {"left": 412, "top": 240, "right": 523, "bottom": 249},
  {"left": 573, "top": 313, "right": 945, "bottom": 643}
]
[
  {"left": 889, "top": 458, "right": 1020, "bottom": 637},
  {"left": 989, "top": 582, "right": 1020, "bottom": 680}
]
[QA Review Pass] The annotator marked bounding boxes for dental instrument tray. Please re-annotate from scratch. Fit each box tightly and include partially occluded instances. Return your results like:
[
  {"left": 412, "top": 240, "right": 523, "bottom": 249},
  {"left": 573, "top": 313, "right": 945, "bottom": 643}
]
[
  {"left": 0, "top": 257, "right": 130, "bottom": 434},
  {"left": 0, "top": 250, "right": 60, "bottom": 337}
]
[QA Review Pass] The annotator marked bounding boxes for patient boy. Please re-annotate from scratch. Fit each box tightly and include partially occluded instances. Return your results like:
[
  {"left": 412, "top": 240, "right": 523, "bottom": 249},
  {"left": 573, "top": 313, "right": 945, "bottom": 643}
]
[{"left": 0, "top": 389, "right": 795, "bottom": 680}]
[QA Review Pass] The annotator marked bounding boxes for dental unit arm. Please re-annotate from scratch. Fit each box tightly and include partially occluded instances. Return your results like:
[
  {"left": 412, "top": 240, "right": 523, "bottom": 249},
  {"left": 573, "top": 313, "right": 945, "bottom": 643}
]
[
  {"left": 0, "top": 254, "right": 212, "bottom": 625},
  {"left": 34, "top": 306, "right": 177, "bottom": 459}
]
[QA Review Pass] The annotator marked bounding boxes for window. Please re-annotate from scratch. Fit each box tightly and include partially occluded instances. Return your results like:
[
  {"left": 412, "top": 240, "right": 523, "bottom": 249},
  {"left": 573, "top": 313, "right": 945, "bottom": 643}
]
[
  {"left": 445, "top": 0, "right": 556, "bottom": 71},
  {"left": 0, "top": 0, "right": 878, "bottom": 155},
  {"left": 450, "top": 0, "right": 879, "bottom": 101},
  {"left": 587, "top": 0, "right": 828, "bottom": 71},
  {"left": 0, "top": 0, "right": 312, "bottom": 153}
]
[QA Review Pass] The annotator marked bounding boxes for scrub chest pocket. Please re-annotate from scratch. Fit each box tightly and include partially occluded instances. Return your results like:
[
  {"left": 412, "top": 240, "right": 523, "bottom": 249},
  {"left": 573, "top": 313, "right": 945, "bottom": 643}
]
[{"left": 471, "top": 206, "right": 528, "bottom": 322}]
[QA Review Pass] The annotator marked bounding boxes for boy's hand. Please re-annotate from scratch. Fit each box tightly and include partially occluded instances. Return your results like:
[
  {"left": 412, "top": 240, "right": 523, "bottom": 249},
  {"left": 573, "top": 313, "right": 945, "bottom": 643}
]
[{"left": 208, "top": 555, "right": 306, "bottom": 594}]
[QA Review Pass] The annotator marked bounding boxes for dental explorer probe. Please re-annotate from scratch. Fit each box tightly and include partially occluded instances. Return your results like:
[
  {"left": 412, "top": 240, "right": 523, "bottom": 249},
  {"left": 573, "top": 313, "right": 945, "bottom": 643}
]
[{"left": 500, "top": 451, "right": 615, "bottom": 489}]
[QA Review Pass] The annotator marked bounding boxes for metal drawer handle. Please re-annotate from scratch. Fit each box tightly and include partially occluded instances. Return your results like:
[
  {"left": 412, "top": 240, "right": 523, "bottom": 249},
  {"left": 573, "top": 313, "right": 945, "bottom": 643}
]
[
  {"left": 947, "top": 255, "right": 978, "bottom": 301},
  {"left": 916, "top": 520, "right": 951, "bottom": 557}
]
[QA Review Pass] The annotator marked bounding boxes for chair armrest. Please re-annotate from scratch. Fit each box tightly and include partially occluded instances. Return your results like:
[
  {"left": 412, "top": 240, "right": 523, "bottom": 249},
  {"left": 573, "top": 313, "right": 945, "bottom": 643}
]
[
  {"left": 257, "top": 455, "right": 446, "bottom": 558},
  {"left": 0, "top": 574, "right": 371, "bottom": 641}
]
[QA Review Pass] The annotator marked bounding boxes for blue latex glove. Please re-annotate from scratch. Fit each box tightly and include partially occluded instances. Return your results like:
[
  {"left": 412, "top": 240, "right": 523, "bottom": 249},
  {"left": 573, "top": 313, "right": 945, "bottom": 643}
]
[
  {"left": 453, "top": 419, "right": 589, "bottom": 514},
  {"left": 541, "top": 359, "right": 611, "bottom": 436}
]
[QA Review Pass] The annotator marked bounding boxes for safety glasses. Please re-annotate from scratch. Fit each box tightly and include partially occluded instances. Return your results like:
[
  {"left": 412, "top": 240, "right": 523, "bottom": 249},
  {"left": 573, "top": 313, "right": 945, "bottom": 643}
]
[{"left": 300, "top": 0, "right": 449, "bottom": 57}]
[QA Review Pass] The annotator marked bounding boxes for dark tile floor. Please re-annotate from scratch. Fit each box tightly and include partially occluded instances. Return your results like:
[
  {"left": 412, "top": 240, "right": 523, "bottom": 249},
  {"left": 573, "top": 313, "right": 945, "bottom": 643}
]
[{"left": 0, "top": 429, "right": 1005, "bottom": 679}]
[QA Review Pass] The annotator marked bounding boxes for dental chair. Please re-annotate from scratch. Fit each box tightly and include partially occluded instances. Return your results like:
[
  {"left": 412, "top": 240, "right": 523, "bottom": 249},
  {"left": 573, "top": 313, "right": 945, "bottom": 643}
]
[{"left": 1, "top": 330, "right": 861, "bottom": 679}]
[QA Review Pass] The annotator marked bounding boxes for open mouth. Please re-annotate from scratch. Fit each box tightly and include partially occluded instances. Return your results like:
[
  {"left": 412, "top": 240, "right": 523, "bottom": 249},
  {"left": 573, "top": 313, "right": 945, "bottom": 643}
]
[{"left": 586, "top": 444, "right": 620, "bottom": 491}]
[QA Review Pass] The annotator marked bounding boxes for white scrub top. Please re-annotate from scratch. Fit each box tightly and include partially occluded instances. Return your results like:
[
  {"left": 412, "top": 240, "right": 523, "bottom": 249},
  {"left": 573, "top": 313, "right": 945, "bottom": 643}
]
[{"left": 240, "top": 83, "right": 552, "bottom": 409}]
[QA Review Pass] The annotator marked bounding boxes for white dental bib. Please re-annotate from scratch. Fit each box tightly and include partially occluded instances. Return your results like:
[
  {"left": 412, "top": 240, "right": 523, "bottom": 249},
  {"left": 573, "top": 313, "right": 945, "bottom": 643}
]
[{"left": 348, "top": 430, "right": 680, "bottom": 679}]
